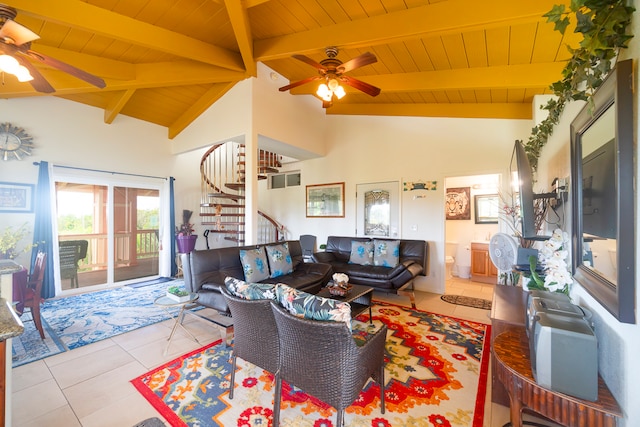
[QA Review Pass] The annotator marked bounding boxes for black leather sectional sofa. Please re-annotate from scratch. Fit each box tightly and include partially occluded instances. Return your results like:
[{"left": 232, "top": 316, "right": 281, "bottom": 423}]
[
  {"left": 312, "top": 236, "right": 429, "bottom": 308},
  {"left": 181, "top": 240, "right": 332, "bottom": 315}
]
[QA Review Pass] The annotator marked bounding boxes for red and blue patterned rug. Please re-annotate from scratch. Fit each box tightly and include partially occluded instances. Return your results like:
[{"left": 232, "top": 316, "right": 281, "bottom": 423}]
[{"left": 132, "top": 301, "right": 491, "bottom": 427}]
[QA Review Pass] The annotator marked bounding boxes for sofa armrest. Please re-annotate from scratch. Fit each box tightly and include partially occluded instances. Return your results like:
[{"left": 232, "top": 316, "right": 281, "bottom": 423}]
[{"left": 312, "top": 251, "right": 337, "bottom": 264}]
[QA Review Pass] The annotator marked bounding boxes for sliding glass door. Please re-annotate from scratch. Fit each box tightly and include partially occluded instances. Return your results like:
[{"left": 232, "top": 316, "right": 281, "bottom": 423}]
[{"left": 53, "top": 169, "right": 168, "bottom": 293}]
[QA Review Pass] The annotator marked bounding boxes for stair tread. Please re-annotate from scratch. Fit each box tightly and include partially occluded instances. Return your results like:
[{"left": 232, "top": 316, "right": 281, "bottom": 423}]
[
  {"left": 201, "top": 203, "right": 243, "bottom": 208},
  {"left": 207, "top": 193, "right": 245, "bottom": 200}
]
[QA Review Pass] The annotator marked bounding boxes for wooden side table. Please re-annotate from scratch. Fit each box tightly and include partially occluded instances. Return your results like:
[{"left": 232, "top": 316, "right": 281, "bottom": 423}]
[{"left": 493, "top": 328, "right": 622, "bottom": 427}]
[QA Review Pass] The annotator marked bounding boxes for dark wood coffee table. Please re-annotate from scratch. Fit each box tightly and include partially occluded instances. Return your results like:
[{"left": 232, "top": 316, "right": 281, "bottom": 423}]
[{"left": 316, "top": 283, "right": 374, "bottom": 323}]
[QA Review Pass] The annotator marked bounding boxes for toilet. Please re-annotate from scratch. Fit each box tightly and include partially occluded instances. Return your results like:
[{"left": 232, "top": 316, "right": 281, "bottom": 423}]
[{"left": 445, "top": 242, "right": 458, "bottom": 279}]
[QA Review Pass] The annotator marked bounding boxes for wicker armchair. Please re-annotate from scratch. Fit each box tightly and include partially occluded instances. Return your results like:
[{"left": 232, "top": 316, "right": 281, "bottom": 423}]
[
  {"left": 220, "top": 287, "right": 280, "bottom": 399},
  {"left": 271, "top": 303, "right": 387, "bottom": 427}
]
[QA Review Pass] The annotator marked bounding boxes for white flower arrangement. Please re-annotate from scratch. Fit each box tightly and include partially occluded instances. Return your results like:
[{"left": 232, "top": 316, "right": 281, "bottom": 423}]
[{"left": 526, "top": 228, "right": 572, "bottom": 295}]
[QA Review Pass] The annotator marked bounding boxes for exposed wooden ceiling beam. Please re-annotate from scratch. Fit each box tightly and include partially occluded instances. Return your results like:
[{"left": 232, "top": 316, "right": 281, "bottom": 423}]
[
  {"left": 168, "top": 81, "right": 238, "bottom": 139},
  {"left": 288, "top": 63, "right": 564, "bottom": 94},
  {"left": 327, "top": 102, "right": 533, "bottom": 120},
  {"left": 254, "top": 0, "right": 569, "bottom": 60},
  {"left": 224, "top": 0, "right": 256, "bottom": 76},
  {"left": 5, "top": 0, "right": 245, "bottom": 71},
  {"left": 104, "top": 89, "right": 136, "bottom": 124}
]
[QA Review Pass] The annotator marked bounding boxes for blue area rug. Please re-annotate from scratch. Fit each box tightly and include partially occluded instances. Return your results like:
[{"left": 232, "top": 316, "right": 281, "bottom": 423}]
[{"left": 12, "top": 279, "right": 187, "bottom": 367}]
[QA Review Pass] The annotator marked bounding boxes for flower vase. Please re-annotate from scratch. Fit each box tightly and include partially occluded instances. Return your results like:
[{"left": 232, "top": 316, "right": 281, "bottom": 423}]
[{"left": 176, "top": 235, "right": 197, "bottom": 254}]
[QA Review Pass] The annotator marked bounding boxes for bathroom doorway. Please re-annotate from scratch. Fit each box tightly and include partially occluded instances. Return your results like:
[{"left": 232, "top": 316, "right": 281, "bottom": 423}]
[{"left": 444, "top": 174, "right": 501, "bottom": 284}]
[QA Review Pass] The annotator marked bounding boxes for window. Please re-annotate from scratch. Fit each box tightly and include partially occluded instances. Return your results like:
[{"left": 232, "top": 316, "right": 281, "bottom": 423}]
[{"left": 269, "top": 171, "right": 301, "bottom": 189}]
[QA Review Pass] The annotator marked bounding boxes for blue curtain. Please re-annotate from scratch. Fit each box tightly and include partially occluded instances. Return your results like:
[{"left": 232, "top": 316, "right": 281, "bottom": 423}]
[
  {"left": 31, "top": 161, "right": 55, "bottom": 299},
  {"left": 170, "top": 177, "right": 177, "bottom": 276}
]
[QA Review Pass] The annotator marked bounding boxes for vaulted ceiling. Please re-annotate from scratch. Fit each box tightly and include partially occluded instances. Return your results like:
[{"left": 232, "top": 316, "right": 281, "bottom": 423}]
[{"left": 0, "top": 0, "right": 577, "bottom": 138}]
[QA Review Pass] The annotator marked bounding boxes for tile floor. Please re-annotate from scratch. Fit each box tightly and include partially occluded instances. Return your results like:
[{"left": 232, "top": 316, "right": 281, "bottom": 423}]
[{"left": 11, "top": 277, "right": 557, "bottom": 427}]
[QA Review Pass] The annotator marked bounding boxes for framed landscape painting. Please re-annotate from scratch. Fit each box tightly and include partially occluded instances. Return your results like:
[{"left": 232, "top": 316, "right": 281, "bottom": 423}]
[{"left": 306, "top": 182, "right": 345, "bottom": 217}]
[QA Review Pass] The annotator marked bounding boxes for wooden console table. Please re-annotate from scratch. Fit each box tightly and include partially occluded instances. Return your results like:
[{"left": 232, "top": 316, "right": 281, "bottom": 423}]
[{"left": 493, "top": 328, "right": 622, "bottom": 427}]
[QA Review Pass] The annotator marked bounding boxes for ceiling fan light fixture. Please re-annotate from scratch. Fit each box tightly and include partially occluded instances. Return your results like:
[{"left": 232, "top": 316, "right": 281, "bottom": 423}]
[
  {"left": 317, "top": 83, "right": 332, "bottom": 101},
  {"left": 0, "top": 53, "right": 19, "bottom": 73},
  {"left": 16, "top": 65, "right": 32, "bottom": 82},
  {"left": 0, "top": 53, "right": 32, "bottom": 81},
  {"left": 334, "top": 85, "right": 346, "bottom": 99}
]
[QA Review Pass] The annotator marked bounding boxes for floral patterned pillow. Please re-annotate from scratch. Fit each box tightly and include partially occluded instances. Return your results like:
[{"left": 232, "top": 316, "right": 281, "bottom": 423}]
[
  {"left": 373, "top": 239, "right": 400, "bottom": 267},
  {"left": 239, "top": 246, "right": 270, "bottom": 282},
  {"left": 265, "top": 242, "right": 293, "bottom": 278},
  {"left": 274, "top": 283, "right": 351, "bottom": 327},
  {"left": 348, "top": 240, "right": 374, "bottom": 266},
  {"left": 225, "top": 276, "right": 276, "bottom": 300}
]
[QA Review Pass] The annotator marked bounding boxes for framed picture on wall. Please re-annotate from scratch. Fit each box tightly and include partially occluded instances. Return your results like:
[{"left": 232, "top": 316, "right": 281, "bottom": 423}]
[
  {"left": 445, "top": 187, "right": 471, "bottom": 220},
  {"left": 0, "top": 181, "right": 34, "bottom": 213},
  {"left": 306, "top": 182, "right": 345, "bottom": 217},
  {"left": 474, "top": 194, "right": 499, "bottom": 224}
]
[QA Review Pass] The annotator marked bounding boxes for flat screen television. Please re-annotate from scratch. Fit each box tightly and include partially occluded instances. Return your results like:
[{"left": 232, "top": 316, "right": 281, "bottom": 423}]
[{"left": 510, "top": 140, "right": 553, "bottom": 241}]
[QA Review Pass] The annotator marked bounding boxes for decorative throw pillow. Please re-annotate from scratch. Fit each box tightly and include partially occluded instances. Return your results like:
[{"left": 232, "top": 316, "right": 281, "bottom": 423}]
[
  {"left": 373, "top": 239, "right": 400, "bottom": 267},
  {"left": 274, "top": 283, "right": 351, "bottom": 326},
  {"left": 265, "top": 242, "right": 293, "bottom": 278},
  {"left": 225, "top": 276, "right": 276, "bottom": 300},
  {"left": 239, "top": 246, "right": 270, "bottom": 282},
  {"left": 348, "top": 240, "right": 374, "bottom": 266}
]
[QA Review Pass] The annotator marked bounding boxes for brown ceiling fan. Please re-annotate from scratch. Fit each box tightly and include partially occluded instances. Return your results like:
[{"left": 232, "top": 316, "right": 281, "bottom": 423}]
[
  {"left": 0, "top": 5, "right": 105, "bottom": 93},
  {"left": 279, "top": 46, "right": 380, "bottom": 108}
]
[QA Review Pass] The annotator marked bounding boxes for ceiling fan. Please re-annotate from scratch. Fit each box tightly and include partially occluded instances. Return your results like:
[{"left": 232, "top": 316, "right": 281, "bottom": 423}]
[
  {"left": 279, "top": 46, "right": 381, "bottom": 108},
  {"left": 0, "top": 5, "right": 105, "bottom": 93}
]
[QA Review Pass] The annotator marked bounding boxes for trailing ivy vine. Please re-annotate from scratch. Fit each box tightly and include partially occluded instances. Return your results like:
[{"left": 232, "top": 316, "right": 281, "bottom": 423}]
[{"left": 525, "top": 0, "right": 634, "bottom": 171}]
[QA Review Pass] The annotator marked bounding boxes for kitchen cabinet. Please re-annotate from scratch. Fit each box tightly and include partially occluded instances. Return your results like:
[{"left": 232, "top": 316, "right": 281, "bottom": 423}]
[{"left": 470, "top": 242, "right": 498, "bottom": 283}]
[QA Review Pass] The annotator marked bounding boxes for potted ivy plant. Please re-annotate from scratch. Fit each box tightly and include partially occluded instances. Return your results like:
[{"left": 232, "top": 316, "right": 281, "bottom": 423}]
[
  {"left": 175, "top": 210, "right": 197, "bottom": 253},
  {"left": 166, "top": 285, "right": 191, "bottom": 302}
]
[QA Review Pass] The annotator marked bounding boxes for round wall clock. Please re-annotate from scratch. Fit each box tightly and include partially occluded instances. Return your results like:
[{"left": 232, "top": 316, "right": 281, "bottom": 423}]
[{"left": 0, "top": 122, "right": 34, "bottom": 161}]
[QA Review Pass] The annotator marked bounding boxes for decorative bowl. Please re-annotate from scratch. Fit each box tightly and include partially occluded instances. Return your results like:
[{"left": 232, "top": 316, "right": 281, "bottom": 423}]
[{"left": 329, "top": 283, "right": 352, "bottom": 297}]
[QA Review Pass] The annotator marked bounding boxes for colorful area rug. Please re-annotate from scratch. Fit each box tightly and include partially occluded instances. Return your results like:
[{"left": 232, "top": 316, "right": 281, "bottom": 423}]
[
  {"left": 441, "top": 294, "right": 492, "bottom": 310},
  {"left": 12, "top": 278, "right": 187, "bottom": 367},
  {"left": 132, "top": 301, "right": 491, "bottom": 427}
]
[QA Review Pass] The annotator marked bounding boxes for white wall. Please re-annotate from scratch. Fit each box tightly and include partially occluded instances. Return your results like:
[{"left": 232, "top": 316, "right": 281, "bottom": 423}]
[
  {"left": 0, "top": 97, "right": 172, "bottom": 267},
  {"left": 257, "top": 114, "right": 531, "bottom": 293},
  {"left": 531, "top": 3, "right": 640, "bottom": 422}
]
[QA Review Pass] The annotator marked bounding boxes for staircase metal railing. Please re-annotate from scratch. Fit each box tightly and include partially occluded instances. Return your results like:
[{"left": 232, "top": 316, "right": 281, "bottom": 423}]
[{"left": 200, "top": 142, "right": 284, "bottom": 247}]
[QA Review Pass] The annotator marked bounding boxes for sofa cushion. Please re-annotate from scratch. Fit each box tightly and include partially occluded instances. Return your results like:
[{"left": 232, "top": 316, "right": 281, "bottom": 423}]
[
  {"left": 239, "top": 246, "right": 270, "bottom": 282},
  {"left": 224, "top": 276, "right": 276, "bottom": 300},
  {"left": 373, "top": 239, "right": 400, "bottom": 267},
  {"left": 349, "top": 240, "right": 374, "bottom": 266},
  {"left": 266, "top": 242, "right": 293, "bottom": 278},
  {"left": 275, "top": 283, "right": 351, "bottom": 326}
]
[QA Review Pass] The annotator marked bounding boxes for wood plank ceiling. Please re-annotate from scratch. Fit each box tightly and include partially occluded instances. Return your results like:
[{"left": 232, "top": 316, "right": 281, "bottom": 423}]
[{"left": 0, "top": 0, "right": 578, "bottom": 138}]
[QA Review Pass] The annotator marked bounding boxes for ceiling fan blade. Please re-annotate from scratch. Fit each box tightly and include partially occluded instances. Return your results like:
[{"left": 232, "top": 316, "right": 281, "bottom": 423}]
[
  {"left": 279, "top": 75, "right": 321, "bottom": 92},
  {"left": 337, "top": 52, "right": 377, "bottom": 74},
  {"left": 292, "top": 54, "right": 326, "bottom": 71},
  {"left": 25, "top": 49, "right": 106, "bottom": 88},
  {"left": 0, "top": 19, "right": 39, "bottom": 46},
  {"left": 13, "top": 54, "right": 55, "bottom": 93},
  {"left": 341, "top": 75, "right": 381, "bottom": 97}
]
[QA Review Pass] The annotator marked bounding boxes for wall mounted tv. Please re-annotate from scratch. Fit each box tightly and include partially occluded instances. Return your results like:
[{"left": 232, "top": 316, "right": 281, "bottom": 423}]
[{"left": 510, "top": 140, "right": 555, "bottom": 241}]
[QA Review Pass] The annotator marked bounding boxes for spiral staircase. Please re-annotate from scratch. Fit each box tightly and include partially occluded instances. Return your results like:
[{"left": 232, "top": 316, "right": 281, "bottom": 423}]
[{"left": 200, "top": 142, "right": 285, "bottom": 247}]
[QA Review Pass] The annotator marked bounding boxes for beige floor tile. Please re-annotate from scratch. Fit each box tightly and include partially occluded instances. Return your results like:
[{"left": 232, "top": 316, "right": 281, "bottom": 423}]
[
  {"left": 78, "top": 392, "right": 167, "bottom": 427},
  {"left": 13, "top": 378, "right": 69, "bottom": 424},
  {"left": 15, "top": 405, "right": 82, "bottom": 427},
  {"left": 12, "top": 359, "right": 53, "bottom": 392},
  {"left": 111, "top": 322, "right": 174, "bottom": 352},
  {"left": 44, "top": 338, "right": 115, "bottom": 367},
  {"left": 48, "top": 342, "right": 136, "bottom": 389},
  {"left": 63, "top": 360, "right": 149, "bottom": 419}
]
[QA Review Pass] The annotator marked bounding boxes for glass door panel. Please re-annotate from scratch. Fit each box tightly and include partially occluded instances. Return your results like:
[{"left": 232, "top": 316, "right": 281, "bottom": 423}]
[
  {"left": 56, "top": 182, "right": 108, "bottom": 290},
  {"left": 113, "top": 186, "right": 160, "bottom": 282}
]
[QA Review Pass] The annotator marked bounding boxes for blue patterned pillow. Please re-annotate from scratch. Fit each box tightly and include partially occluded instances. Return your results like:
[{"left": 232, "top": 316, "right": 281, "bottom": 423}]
[
  {"left": 265, "top": 242, "right": 293, "bottom": 278},
  {"left": 373, "top": 239, "right": 400, "bottom": 267},
  {"left": 348, "top": 240, "right": 374, "bottom": 266},
  {"left": 274, "top": 283, "right": 351, "bottom": 326},
  {"left": 239, "top": 247, "right": 270, "bottom": 282},
  {"left": 225, "top": 277, "right": 276, "bottom": 300}
]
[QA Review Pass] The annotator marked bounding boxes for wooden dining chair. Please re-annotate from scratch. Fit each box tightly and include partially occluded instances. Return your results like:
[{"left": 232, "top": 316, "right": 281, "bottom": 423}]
[{"left": 22, "top": 251, "right": 47, "bottom": 339}]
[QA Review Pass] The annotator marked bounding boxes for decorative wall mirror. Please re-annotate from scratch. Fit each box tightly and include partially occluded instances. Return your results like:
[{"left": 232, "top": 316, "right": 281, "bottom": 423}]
[{"left": 570, "top": 58, "right": 635, "bottom": 323}]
